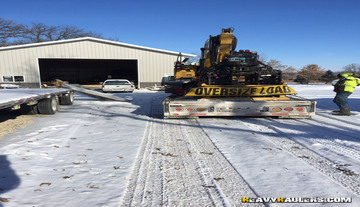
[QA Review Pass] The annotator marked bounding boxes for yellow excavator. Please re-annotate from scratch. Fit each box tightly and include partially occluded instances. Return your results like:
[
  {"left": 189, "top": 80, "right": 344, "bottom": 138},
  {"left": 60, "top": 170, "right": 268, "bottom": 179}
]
[{"left": 162, "top": 28, "right": 316, "bottom": 118}]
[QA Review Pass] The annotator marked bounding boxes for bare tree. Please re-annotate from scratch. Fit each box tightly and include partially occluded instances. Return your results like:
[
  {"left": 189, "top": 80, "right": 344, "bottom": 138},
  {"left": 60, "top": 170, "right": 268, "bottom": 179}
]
[
  {"left": 258, "top": 53, "right": 267, "bottom": 63},
  {"left": 298, "top": 64, "right": 325, "bottom": 81},
  {"left": 265, "top": 59, "right": 298, "bottom": 80},
  {"left": 19, "top": 23, "right": 102, "bottom": 44},
  {"left": 0, "top": 18, "right": 103, "bottom": 46},
  {"left": 282, "top": 66, "right": 297, "bottom": 80},
  {"left": 0, "top": 18, "right": 25, "bottom": 46},
  {"left": 266, "top": 59, "right": 287, "bottom": 71},
  {"left": 343, "top": 63, "right": 360, "bottom": 74},
  {"left": 23, "top": 23, "right": 49, "bottom": 43}
]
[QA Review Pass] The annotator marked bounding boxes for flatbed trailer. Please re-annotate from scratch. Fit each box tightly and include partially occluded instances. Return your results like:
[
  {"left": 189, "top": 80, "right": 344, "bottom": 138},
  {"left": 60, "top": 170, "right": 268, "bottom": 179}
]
[
  {"left": 163, "top": 95, "right": 316, "bottom": 119},
  {"left": 0, "top": 88, "right": 74, "bottom": 115}
]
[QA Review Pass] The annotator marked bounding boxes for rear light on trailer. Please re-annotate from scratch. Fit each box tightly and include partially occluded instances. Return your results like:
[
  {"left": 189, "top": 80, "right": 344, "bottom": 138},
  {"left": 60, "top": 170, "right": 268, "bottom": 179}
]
[
  {"left": 284, "top": 107, "right": 293, "bottom": 111},
  {"left": 272, "top": 107, "right": 282, "bottom": 111},
  {"left": 186, "top": 108, "right": 194, "bottom": 111},
  {"left": 296, "top": 108, "right": 304, "bottom": 111},
  {"left": 197, "top": 108, "right": 206, "bottom": 112},
  {"left": 175, "top": 108, "right": 182, "bottom": 111}
]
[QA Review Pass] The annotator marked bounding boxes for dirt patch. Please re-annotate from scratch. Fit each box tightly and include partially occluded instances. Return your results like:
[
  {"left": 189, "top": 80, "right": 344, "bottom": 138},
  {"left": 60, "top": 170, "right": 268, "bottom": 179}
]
[{"left": 0, "top": 110, "right": 36, "bottom": 139}]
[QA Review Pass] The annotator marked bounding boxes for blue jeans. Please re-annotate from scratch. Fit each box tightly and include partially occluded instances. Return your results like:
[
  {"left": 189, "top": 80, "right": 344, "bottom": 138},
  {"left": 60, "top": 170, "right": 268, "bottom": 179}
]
[{"left": 333, "top": 92, "right": 352, "bottom": 109}]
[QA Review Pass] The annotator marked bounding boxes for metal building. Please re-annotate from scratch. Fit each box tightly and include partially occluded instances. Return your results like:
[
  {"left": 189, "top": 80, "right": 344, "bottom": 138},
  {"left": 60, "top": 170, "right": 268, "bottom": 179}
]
[{"left": 0, "top": 37, "right": 195, "bottom": 88}]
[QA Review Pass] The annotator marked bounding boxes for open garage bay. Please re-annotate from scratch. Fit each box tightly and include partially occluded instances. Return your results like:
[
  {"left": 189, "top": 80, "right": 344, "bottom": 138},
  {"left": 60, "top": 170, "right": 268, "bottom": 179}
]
[{"left": 39, "top": 59, "right": 138, "bottom": 85}]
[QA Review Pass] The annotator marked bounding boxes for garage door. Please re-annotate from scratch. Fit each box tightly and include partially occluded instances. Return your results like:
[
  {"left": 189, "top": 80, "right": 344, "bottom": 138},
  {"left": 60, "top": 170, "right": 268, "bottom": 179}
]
[{"left": 39, "top": 59, "right": 138, "bottom": 85}]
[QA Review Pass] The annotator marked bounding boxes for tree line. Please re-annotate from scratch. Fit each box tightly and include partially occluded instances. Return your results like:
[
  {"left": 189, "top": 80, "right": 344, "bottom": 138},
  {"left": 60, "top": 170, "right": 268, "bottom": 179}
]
[
  {"left": 266, "top": 59, "right": 360, "bottom": 84},
  {"left": 0, "top": 17, "right": 102, "bottom": 46}
]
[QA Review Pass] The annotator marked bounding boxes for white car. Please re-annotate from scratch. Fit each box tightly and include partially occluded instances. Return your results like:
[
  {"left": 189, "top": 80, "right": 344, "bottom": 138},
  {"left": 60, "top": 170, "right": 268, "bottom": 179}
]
[{"left": 102, "top": 79, "right": 135, "bottom": 93}]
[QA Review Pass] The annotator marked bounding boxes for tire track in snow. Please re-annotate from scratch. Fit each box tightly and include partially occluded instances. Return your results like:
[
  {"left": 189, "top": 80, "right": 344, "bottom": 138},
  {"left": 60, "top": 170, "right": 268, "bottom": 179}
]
[
  {"left": 315, "top": 110, "right": 360, "bottom": 129},
  {"left": 180, "top": 119, "right": 263, "bottom": 206},
  {"left": 295, "top": 119, "right": 360, "bottom": 161},
  {"left": 238, "top": 118, "right": 360, "bottom": 196},
  {"left": 300, "top": 114, "right": 360, "bottom": 142},
  {"left": 267, "top": 118, "right": 360, "bottom": 162},
  {"left": 121, "top": 98, "right": 264, "bottom": 206}
]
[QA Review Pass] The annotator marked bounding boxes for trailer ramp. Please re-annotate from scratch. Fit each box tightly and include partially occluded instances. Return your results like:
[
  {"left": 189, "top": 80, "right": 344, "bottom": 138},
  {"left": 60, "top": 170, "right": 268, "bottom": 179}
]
[{"left": 64, "top": 84, "right": 130, "bottom": 102}]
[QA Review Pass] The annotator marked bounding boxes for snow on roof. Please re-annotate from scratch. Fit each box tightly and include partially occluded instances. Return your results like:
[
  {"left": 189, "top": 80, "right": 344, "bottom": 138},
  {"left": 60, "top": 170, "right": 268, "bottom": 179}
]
[{"left": 0, "top": 37, "right": 196, "bottom": 57}]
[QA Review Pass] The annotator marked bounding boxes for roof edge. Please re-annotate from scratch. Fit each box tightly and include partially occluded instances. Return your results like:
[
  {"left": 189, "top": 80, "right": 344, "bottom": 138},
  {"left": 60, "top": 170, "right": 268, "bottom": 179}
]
[{"left": 0, "top": 37, "right": 197, "bottom": 57}]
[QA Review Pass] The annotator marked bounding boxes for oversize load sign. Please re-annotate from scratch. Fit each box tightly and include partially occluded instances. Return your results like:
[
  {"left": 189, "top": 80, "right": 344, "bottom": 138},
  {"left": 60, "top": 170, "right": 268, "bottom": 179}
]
[{"left": 185, "top": 85, "right": 296, "bottom": 97}]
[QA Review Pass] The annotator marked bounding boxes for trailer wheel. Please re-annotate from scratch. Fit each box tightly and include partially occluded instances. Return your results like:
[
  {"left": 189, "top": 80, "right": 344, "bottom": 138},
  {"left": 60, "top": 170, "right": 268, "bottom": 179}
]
[
  {"left": 59, "top": 92, "right": 74, "bottom": 105},
  {"left": 20, "top": 104, "right": 38, "bottom": 115},
  {"left": 38, "top": 96, "right": 59, "bottom": 114}
]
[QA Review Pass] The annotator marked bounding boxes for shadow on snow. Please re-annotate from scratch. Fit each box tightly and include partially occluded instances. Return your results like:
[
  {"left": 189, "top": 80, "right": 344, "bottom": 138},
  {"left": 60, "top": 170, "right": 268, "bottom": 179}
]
[{"left": 0, "top": 155, "right": 20, "bottom": 206}]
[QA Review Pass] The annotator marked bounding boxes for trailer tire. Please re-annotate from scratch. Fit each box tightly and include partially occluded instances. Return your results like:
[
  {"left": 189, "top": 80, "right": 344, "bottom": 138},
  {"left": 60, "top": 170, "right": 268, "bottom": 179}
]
[
  {"left": 38, "top": 96, "right": 59, "bottom": 114},
  {"left": 59, "top": 92, "right": 74, "bottom": 105},
  {"left": 20, "top": 104, "right": 38, "bottom": 115}
]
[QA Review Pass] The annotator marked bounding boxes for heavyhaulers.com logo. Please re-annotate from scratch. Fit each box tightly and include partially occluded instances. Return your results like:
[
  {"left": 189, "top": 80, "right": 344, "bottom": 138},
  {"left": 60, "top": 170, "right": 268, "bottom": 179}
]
[{"left": 242, "top": 197, "right": 352, "bottom": 203}]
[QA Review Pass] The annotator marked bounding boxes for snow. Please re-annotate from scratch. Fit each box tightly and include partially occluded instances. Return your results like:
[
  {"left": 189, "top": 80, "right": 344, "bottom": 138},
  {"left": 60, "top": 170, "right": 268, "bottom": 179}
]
[
  {"left": 0, "top": 88, "right": 70, "bottom": 103},
  {"left": 1, "top": 84, "right": 360, "bottom": 206},
  {"left": 0, "top": 85, "right": 19, "bottom": 89}
]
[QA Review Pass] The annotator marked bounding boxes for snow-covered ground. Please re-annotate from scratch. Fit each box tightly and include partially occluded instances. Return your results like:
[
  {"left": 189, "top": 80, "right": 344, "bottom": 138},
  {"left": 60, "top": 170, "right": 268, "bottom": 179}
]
[{"left": 0, "top": 84, "right": 360, "bottom": 207}]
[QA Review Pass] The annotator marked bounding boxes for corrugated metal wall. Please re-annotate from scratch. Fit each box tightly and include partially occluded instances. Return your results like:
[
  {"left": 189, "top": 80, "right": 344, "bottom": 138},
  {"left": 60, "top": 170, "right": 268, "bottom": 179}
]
[{"left": 0, "top": 38, "right": 191, "bottom": 88}]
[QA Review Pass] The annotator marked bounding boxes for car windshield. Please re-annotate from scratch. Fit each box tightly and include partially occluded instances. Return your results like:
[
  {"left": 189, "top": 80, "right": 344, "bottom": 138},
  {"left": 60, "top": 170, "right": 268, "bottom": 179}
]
[{"left": 104, "top": 81, "right": 129, "bottom": 85}]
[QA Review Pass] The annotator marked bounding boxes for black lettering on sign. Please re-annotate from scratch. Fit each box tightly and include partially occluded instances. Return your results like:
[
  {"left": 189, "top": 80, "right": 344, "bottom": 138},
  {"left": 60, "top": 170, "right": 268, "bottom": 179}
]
[
  {"left": 275, "top": 86, "right": 283, "bottom": 94},
  {"left": 283, "top": 86, "right": 291, "bottom": 93},
  {"left": 237, "top": 88, "right": 242, "bottom": 95},
  {"left": 212, "top": 88, "right": 220, "bottom": 95},
  {"left": 195, "top": 88, "right": 202, "bottom": 95},
  {"left": 204, "top": 88, "right": 213, "bottom": 95},
  {"left": 266, "top": 87, "right": 274, "bottom": 94},
  {"left": 229, "top": 88, "right": 237, "bottom": 95},
  {"left": 220, "top": 88, "right": 228, "bottom": 96},
  {"left": 250, "top": 87, "right": 257, "bottom": 94},
  {"left": 259, "top": 87, "right": 266, "bottom": 94},
  {"left": 242, "top": 88, "right": 250, "bottom": 95}
]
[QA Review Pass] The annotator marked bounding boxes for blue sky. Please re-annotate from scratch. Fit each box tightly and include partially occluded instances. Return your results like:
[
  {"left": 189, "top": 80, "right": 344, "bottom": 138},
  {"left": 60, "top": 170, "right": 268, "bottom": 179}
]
[{"left": 2, "top": 0, "right": 359, "bottom": 71}]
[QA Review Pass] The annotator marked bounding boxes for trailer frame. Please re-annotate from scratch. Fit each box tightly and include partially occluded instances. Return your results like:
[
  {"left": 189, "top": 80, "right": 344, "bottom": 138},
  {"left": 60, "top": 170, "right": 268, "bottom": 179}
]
[
  {"left": 163, "top": 95, "right": 316, "bottom": 119},
  {"left": 0, "top": 88, "right": 74, "bottom": 115}
]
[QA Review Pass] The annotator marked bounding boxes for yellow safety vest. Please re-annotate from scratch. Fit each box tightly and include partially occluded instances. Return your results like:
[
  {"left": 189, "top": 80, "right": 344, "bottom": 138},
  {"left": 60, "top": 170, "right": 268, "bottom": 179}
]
[{"left": 343, "top": 76, "right": 359, "bottom": 92}]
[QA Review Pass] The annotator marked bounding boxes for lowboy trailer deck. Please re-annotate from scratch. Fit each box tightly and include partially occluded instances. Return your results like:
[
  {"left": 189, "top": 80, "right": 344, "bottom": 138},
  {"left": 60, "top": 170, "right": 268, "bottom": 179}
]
[{"left": 0, "top": 88, "right": 74, "bottom": 115}]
